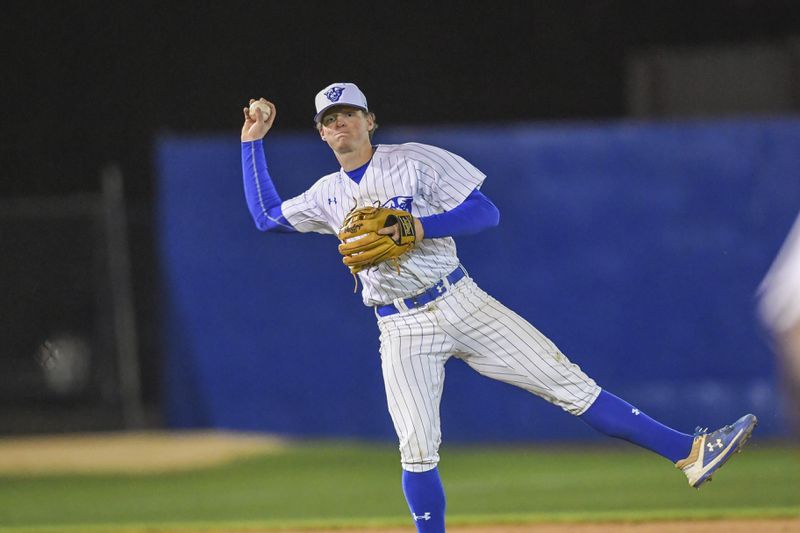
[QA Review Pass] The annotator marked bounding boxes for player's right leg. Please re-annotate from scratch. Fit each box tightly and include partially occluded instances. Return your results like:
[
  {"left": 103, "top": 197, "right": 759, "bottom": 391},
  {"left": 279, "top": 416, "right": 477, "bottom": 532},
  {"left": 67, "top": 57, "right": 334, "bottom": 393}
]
[{"left": 377, "top": 308, "right": 451, "bottom": 532}]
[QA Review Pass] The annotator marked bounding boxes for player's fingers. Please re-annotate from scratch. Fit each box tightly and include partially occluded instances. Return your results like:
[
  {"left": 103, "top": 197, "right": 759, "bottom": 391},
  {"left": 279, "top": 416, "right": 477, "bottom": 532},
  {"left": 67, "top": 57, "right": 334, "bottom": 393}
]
[
  {"left": 378, "top": 227, "right": 400, "bottom": 243},
  {"left": 263, "top": 100, "right": 277, "bottom": 121}
]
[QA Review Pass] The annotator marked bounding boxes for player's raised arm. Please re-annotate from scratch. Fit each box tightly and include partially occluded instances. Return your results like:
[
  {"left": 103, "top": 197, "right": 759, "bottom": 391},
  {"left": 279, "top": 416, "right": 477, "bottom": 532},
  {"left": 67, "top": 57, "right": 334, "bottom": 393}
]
[{"left": 240, "top": 98, "right": 295, "bottom": 233}]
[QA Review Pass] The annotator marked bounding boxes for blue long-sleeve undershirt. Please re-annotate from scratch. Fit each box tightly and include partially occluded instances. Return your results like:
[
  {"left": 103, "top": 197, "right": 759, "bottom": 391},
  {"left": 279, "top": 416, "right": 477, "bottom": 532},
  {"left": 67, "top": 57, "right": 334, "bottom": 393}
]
[
  {"left": 241, "top": 141, "right": 296, "bottom": 232},
  {"left": 241, "top": 140, "right": 500, "bottom": 237},
  {"left": 418, "top": 188, "right": 499, "bottom": 238}
]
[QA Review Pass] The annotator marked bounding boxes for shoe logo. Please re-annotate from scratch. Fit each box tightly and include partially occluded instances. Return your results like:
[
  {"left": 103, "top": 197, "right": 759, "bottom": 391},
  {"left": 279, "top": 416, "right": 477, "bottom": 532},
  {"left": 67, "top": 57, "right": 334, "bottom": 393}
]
[
  {"left": 631, "top": 408, "right": 640, "bottom": 416},
  {"left": 412, "top": 512, "right": 431, "bottom": 521},
  {"left": 706, "top": 438, "right": 723, "bottom": 452}
]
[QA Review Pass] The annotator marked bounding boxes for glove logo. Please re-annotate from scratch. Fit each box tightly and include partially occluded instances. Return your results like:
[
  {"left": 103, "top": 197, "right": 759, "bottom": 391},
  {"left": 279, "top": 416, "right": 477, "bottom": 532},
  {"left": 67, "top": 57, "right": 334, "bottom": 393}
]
[
  {"left": 382, "top": 196, "right": 413, "bottom": 213},
  {"left": 324, "top": 86, "right": 345, "bottom": 103},
  {"left": 397, "top": 216, "right": 414, "bottom": 238},
  {"left": 340, "top": 222, "right": 363, "bottom": 234}
]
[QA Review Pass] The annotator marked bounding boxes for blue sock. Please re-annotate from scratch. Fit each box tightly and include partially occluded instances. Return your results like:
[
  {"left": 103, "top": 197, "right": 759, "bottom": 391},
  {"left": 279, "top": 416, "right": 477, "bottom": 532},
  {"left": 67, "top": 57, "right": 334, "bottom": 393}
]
[
  {"left": 580, "top": 389, "right": 694, "bottom": 463},
  {"left": 401, "top": 468, "right": 446, "bottom": 532}
]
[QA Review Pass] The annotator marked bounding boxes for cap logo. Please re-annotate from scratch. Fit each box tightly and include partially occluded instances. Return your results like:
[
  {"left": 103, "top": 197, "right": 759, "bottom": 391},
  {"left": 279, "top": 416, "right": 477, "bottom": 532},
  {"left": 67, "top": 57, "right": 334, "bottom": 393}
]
[{"left": 324, "top": 86, "right": 345, "bottom": 103}]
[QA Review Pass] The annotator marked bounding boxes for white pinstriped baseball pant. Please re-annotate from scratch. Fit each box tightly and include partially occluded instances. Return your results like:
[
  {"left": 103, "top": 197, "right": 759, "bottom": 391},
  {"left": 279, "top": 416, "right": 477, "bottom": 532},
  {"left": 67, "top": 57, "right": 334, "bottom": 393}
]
[{"left": 377, "top": 275, "right": 601, "bottom": 472}]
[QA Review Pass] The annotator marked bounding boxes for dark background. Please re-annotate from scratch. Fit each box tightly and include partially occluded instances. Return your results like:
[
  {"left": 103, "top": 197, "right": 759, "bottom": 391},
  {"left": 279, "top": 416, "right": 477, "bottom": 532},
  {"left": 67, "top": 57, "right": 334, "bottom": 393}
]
[
  {"left": 3, "top": 0, "right": 800, "bottom": 199},
  {"left": 2, "top": 0, "right": 799, "bottom": 429}
]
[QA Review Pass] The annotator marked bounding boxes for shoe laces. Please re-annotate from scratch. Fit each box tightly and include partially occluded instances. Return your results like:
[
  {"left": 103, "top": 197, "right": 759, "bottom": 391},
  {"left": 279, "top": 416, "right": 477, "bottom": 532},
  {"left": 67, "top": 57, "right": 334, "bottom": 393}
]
[{"left": 694, "top": 424, "right": 733, "bottom": 439}]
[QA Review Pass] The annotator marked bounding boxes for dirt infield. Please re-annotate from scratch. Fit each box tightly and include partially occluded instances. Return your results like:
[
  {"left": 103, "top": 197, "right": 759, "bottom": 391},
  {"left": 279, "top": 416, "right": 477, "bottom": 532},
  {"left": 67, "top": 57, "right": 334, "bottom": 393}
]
[
  {"left": 0, "top": 430, "right": 284, "bottom": 474},
  {"left": 279, "top": 519, "right": 800, "bottom": 532},
  {"left": 362, "top": 519, "right": 800, "bottom": 533},
  {"left": 153, "top": 518, "right": 800, "bottom": 532}
]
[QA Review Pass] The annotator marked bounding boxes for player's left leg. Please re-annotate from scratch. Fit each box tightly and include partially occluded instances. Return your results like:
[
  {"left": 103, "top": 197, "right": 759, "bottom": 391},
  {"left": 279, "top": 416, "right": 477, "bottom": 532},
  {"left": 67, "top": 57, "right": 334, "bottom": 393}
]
[
  {"left": 579, "top": 389, "right": 693, "bottom": 462},
  {"left": 435, "top": 277, "right": 600, "bottom": 415},
  {"left": 434, "top": 277, "right": 756, "bottom": 487},
  {"left": 571, "top": 388, "right": 756, "bottom": 488}
]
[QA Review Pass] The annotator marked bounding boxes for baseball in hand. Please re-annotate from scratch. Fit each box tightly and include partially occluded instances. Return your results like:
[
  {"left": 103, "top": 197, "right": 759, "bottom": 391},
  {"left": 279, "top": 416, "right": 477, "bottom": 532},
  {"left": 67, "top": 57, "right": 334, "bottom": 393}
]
[{"left": 249, "top": 100, "right": 272, "bottom": 122}]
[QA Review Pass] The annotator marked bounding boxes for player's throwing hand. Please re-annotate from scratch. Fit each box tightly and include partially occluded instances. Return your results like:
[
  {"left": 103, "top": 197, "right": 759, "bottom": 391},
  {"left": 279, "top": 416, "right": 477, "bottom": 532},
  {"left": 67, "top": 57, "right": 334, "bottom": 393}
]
[{"left": 241, "top": 98, "right": 277, "bottom": 142}]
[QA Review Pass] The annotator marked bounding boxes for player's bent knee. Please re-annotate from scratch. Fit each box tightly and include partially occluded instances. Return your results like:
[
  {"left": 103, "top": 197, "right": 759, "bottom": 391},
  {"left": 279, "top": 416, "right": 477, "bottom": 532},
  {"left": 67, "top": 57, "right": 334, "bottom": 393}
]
[
  {"left": 567, "top": 386, "right": 602, "bottom": 416},
  {"left": 541, "top": 385, "right": 601, "bottom": 417}
]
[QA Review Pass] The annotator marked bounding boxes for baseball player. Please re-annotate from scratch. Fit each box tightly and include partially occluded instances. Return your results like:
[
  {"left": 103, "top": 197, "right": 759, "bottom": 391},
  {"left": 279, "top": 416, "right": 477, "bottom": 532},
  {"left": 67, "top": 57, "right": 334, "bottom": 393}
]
[
  {"left": 759, "top": 210, "right": 800, "bottom": 437},
  {"left": 240, "top": 83, "right": 757, "bottom": 532}
]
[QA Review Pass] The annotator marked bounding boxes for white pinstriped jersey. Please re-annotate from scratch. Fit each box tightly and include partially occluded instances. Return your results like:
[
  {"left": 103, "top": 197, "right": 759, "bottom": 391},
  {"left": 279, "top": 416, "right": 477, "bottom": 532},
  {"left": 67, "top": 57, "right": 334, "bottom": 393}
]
[
  {"left": 278, "top": 139, "right": 600, "bottom": 475},
  {"left": 281, "top": 142, "right": 485, "bottom": 306}
]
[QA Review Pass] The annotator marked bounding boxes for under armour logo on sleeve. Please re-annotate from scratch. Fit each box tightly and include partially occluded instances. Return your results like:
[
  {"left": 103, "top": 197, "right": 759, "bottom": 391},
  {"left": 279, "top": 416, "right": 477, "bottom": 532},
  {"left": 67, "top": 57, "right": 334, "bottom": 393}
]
[{"left": 412, "top": 512, "right": 431, "bottom": 521}]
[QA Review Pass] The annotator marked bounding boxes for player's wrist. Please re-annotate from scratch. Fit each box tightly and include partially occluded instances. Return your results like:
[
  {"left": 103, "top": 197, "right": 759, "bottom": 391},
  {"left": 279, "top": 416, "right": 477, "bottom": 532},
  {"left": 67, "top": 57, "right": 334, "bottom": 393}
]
[
  {"left": 241, "top": 132, "right": 267, "bottom": 142},
  {"left": 414, "top": 218, "right": 425, "bottom": 241}
]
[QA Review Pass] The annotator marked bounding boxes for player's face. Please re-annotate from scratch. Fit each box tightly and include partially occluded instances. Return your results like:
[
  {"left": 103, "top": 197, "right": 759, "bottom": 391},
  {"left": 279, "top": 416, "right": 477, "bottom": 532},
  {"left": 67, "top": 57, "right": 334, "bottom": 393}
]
[{"left": 318, "top": 106, "right": 373, "bottom": 153}]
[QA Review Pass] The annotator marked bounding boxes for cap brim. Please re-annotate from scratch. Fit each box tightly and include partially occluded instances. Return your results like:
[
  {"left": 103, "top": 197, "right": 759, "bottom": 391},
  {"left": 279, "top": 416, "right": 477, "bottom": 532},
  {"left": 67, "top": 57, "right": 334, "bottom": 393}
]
[{"left": 313, "top": 103, "right": 368, "bottom": 123}]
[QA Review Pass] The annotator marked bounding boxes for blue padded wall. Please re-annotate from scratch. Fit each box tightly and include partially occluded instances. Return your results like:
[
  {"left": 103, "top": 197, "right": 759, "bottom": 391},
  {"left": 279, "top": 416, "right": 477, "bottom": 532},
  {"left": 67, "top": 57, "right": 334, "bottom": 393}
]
[{"left": 156, "top": 118, "right": 800, "bottom": 441}]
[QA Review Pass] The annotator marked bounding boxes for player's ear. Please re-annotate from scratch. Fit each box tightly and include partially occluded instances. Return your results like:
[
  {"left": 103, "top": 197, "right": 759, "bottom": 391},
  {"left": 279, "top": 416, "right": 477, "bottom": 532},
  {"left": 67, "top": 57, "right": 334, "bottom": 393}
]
[{"left": 365, "top": 111, "right": 378, "bottom": 136}]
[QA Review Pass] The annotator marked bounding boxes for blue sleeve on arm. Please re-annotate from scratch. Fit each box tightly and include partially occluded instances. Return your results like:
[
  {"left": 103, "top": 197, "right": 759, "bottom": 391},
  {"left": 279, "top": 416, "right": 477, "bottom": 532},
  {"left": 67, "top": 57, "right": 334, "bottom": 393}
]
[
  {"left": 241, "top": 140, "right": 296, "bottom": 233},
  {"left": 419, "top": 188, "right": 500, "bottom": 239}
]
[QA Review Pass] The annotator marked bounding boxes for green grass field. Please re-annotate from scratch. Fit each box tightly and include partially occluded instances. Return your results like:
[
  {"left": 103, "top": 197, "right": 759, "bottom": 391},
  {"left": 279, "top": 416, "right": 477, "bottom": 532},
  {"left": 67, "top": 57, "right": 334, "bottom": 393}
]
[{"left": 0, "top": 441, "right": 797, "bottom": 532}]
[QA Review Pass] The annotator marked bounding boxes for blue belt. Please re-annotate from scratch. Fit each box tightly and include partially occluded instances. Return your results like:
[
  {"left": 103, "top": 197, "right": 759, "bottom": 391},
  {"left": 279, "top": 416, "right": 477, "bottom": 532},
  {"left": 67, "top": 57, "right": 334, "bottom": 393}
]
[{"left": 376, "top": 266, "right": 466, "bottom": 317}]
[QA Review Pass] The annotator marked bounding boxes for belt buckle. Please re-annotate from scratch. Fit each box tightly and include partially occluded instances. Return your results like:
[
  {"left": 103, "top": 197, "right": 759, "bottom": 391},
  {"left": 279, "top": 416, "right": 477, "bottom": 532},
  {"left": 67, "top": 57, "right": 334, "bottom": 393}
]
[{"left": 410, "top": 279, "right": 447, "bottom": 310}]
